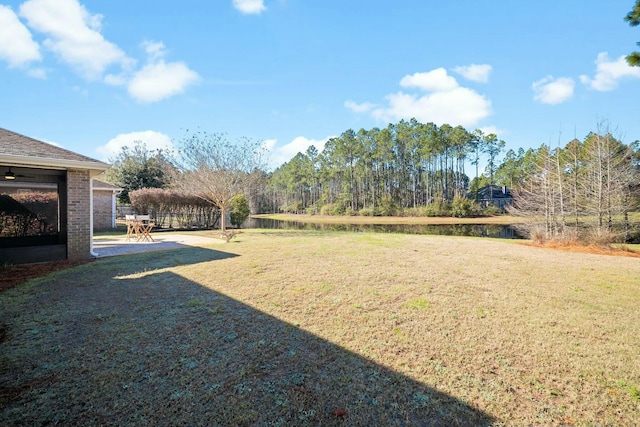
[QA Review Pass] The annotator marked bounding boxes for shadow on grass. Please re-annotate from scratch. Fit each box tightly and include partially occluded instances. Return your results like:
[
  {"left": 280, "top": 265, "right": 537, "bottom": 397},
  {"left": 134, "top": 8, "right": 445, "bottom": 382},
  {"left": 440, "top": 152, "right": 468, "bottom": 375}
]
[{"left": 1, "top": 247, "right": 494, "bottom": 426}]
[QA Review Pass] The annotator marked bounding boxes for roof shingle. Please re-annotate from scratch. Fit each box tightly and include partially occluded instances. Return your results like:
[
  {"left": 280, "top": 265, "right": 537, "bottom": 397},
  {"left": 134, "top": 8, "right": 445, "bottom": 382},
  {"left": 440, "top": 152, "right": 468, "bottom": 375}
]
[{"left": 0, "top": 128, "right": 107, "bottom": 166}]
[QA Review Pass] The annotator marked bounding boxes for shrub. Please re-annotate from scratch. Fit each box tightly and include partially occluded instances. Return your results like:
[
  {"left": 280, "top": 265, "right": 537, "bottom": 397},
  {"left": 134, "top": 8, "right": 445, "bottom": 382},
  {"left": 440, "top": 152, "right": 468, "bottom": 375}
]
[
  {"left": 584, "top": 227, "right": 622, "bottom": 246},
  {"left": 450, "top": 197, "right": 477, "bottom": 218},
  {"left": 319, "top": 204, "right": 333, "bottom": 215},
  {"left": 230, "top": 194, "right": 250, "bottom": 228},
  {"left": 377, "top": 196, "right": 399, "bottom": 216},
  {"left": 280, "top": 201, "right": 303, "bottom": 214},
  {"left": 424, "top": 200, "right": 450, "bottom": 217},
  {"left": 527, "top": 224, "right": 548, "bottom": 244},
  {"left": 556, "top": 226, "right": 580, "bottom": 244},
  {"left": 403, "top": 206, "right": 430, "bottom": 217},
  {"left": 482, "top": 205, "right": 503, "bottom": 216},
  {"left": 320, "top": 202, "right": 347, "bottom": 216},
  {"left": 627, "top": 229, "right": 640, "bottom": 244},
  {"left": 358, "top": 207, "right": 376, "bottom": 216}
]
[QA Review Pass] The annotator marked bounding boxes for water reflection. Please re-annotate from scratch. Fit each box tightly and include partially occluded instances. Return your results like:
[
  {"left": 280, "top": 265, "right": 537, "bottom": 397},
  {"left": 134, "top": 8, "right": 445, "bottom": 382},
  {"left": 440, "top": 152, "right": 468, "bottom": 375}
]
[{"left": 245, "top": 218, "right": 522, "bottom": 239}]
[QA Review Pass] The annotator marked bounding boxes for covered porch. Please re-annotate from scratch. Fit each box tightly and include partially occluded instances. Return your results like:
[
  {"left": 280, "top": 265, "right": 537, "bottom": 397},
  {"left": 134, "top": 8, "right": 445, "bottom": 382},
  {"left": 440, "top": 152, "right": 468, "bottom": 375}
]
[{"left": 0, "top": 128, "right": 109, "bottom": 265}]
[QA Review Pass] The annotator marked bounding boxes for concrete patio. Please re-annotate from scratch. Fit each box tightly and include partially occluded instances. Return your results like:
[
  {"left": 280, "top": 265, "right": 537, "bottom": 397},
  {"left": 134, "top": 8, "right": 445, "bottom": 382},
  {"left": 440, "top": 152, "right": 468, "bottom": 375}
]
[{"left": 92, "top": 233, "right": 225, "bottom": 257}]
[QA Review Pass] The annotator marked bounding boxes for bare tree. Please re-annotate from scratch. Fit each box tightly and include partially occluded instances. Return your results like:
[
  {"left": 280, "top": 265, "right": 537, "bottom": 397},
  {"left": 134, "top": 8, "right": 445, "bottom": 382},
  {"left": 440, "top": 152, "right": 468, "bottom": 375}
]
[
  {"left": 509, "top": 123, "right": 639, "bottom": 244},
  {"left": 509, "top": 145, "right": 568, "bottom": 241},
  {"left": 174, "top": 131, "right": 265, "bottom": 234},
  {"left": 564, "top": 138, "right": 582, "bottom": 228},
  {"left": 579, "top": 123, "right": 638, "bottom": 240}
]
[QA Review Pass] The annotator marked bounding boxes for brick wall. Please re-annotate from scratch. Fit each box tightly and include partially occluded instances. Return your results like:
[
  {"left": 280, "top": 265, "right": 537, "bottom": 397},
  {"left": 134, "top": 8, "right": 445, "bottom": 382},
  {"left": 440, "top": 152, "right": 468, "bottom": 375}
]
[
  {"left": 93, "top": 190, "right": 114, "bottom": 230},
  {"left": 66, "top": 169, "right": 91, "bottom": 260}
]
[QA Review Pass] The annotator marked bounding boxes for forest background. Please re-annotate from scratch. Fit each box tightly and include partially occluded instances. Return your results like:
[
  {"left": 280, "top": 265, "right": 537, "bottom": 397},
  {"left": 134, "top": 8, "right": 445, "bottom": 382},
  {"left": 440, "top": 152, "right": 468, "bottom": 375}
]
[{"left": 102, "top": 118, "right": 640, "bottom": 244}]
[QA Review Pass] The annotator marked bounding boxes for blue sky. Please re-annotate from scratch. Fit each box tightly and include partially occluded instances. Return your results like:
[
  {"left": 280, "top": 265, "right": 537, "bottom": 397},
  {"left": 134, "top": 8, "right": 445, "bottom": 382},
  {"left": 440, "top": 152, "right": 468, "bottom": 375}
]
[{"left": 1, "top": 0, "right": 640, "bottom": 169}]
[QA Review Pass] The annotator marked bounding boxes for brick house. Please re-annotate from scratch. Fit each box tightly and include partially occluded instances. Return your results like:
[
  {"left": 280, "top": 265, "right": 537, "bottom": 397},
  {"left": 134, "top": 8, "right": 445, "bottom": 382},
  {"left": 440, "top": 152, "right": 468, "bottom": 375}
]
[
  {"left": 92, "top": 180, "right": 122, "bottom": 230},
  {"left": 0, "top": 128, "right": 110, "bottom": 264}
]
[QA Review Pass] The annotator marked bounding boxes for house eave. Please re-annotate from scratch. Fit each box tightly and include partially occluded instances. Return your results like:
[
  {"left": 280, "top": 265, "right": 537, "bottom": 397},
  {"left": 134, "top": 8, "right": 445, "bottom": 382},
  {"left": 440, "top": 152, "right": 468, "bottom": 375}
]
[
  {"left": 93, "top": 186, "right": 123, "bottom": 194},
  {"left": 0, "top": 154, "right": 110, "bottom": 172}
]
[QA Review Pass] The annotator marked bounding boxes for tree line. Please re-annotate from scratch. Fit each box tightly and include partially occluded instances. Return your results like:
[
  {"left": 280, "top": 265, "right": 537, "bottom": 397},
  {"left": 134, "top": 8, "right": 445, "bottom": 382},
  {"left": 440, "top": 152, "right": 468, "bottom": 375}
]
[
  {"left": 265, "top": 119, "right": 505, "bottom": 216},
  {"left": 101, "top": 122, "right": 639, "bottom": 243}
]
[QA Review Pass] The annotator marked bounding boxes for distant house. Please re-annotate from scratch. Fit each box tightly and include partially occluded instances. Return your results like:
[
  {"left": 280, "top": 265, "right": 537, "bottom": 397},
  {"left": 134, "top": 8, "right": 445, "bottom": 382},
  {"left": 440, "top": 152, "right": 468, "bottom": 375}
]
[
  {"left": 475, "top": 185, "right": 513, "bottom": 210},
  {"left": 0, "top": 128, "right": 109, "bottom": 264}
]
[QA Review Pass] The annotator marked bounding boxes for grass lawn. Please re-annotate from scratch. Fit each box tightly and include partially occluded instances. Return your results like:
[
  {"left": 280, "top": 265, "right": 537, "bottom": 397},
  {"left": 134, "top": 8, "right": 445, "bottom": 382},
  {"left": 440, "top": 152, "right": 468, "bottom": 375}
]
[{"left": 2, "top": 230, "right": 640, "bottom": 425}]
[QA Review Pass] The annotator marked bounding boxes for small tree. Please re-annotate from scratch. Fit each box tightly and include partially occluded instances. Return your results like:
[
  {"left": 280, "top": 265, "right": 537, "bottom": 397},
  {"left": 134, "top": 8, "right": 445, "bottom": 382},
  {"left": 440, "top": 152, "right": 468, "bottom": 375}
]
[
  {"left": 450, "top": 196, "right": 478, "bottom": 218},
  {"left": 103, "top": 141, "right": 176, "bottom": 203},
  {"left": 229, "top": 194, "right": 251, "bottom": 228},
  {"left": 175, "top": 131, "right": 265, "bottom": 234}
]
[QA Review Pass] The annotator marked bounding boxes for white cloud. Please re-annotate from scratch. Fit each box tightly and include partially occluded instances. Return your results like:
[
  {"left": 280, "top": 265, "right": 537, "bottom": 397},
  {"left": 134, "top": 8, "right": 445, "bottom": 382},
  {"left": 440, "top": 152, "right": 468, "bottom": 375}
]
[
  {"left": 478, "top": 126, "right": 505, "bottom": 138},
  {"left": 96, "top": 130, "right": 174, "bottom": 161},
  {"left": 532, "top": 76, "right": 575, "bottom": 105},
  {"left": 128, "top": 61, "right": 199, "bottom": 103},
  {"left": 344, "top": 100, "right": 376, "bottom": 113},
  {"left": 12, "top": 1, "right": 198, "bottom": 102},
  {"left": 103, "top": 72, "right": 127, "bottom": 86},
  {"left": 232, "top": 0, "right": 266, "bottom": 14},
  {"left": 452, "top": 64, "right": 492, "bottom": 83},
  {"left": 264, "top": 136, "right": 331, "bottom": 169},
  {"left": 400, "top": 68, "right": 459, "bottom": 92},
  {"left": 372, "top": 88, "right": 491, "bottom": 127},
  {"left": 0, "top": 5, "right": 41, "bottom": 68},
  {"left": 579, "top": 52, "right": 640, "bottom": 91},
  {"left": 142, "top": 40, "right": 166, "bottom": 62},
  {"left": 261, "top": 138, "right": 277, "bottom": 152},
  {"left": 127, "top": 40, "right": 199, "bottom": 103},
  {"left": 19, "top": 0, "right": 132, "bottom": 81},
  {"left": 351, "top": 67, "right": 492, "bottom": 128}
]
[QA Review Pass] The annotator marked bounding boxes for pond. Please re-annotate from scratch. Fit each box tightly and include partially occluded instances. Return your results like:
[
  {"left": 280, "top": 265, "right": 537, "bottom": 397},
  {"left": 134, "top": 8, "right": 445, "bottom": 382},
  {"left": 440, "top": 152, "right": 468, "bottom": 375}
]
[{"left": 244, "top": 217, "right": 523, "bottom": 239}]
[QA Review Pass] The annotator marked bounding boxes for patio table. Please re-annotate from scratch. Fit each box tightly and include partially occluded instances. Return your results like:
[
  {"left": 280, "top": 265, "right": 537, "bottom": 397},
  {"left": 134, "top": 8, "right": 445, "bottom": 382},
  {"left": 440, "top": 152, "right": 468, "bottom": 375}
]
[{"left": 125, "top": 215, "right": 154, "bottom": 242}]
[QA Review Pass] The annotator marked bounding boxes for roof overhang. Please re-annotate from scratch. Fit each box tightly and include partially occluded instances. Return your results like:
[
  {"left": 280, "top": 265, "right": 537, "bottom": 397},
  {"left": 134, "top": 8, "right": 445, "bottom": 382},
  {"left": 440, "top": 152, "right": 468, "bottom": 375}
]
[
  {"left": 93, "top": 184, "right": 123, "bottom": 193},
  {"left": 0, "top": 154, "right": 110, "bottom": 177}
]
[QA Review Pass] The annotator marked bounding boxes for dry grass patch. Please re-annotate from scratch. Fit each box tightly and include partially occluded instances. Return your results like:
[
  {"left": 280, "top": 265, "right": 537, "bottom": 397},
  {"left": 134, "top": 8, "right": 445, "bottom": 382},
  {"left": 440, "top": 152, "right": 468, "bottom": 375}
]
[
  {"left": 524, "top": 240, "right": 640, "bottom": 258},
  {"left": 2, "top": 230, "right": 640, "bottom": 425}
]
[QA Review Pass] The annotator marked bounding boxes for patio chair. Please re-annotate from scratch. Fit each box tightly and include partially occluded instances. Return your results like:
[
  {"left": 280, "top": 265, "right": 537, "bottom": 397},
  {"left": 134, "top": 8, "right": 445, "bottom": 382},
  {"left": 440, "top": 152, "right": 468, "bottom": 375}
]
[
  {"left": 135, "top": 215, "right": 155, "bottom": 242},
  {"left": 125, "top": 215, "right": 137, "bottom": 241}
]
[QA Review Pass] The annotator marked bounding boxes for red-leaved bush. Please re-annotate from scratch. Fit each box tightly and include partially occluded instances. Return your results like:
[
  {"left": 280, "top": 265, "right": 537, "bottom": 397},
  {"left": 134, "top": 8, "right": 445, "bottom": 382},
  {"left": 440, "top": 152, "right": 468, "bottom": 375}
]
[{"left": 129, "top": 188, "right": 220, "bottom": 229}]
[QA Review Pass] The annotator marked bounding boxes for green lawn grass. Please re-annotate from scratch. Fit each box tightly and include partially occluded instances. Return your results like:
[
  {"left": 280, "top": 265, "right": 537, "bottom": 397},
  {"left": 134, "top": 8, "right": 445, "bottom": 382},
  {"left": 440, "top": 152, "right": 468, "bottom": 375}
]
[{"left": 2, "top": 230, "right": 640, "bottom": 425}]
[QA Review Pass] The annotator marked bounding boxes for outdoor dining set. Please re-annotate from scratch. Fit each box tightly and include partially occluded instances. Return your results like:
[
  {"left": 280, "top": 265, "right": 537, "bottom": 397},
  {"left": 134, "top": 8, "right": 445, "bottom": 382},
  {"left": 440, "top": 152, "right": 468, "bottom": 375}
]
[{"left": 125, "top": 214, "right": 155, "bottom": 242}]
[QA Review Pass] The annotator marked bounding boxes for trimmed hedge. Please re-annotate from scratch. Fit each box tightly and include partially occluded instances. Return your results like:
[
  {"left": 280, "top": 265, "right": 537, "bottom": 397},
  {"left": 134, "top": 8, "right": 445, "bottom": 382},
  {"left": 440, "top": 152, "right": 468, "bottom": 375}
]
[{"left": 129, "top": 188, "right": 220, "bottom": 229}]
